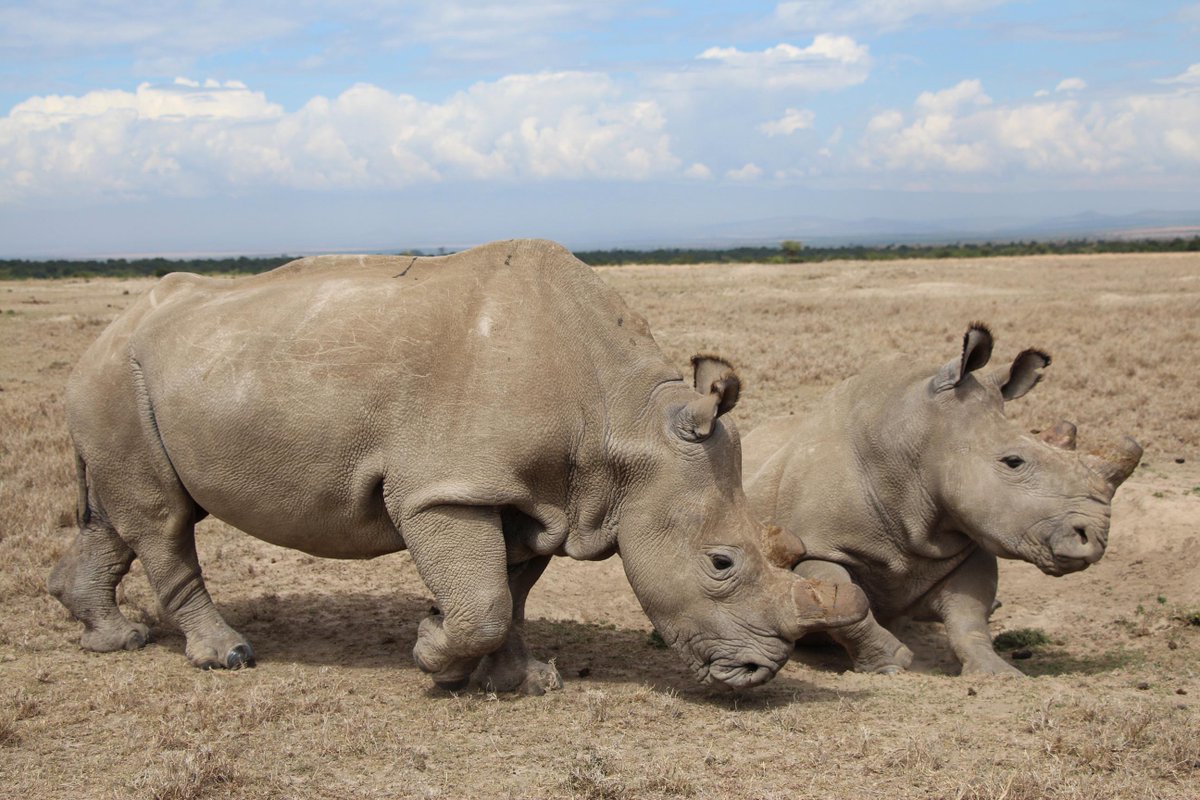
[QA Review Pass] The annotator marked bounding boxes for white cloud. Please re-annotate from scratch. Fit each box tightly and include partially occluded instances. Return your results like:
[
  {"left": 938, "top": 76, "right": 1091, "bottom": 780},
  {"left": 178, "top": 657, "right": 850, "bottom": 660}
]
[
  {"left": 1056, "top": 77, "right": 1087, "bottom": 92},
  {"left": 0, "top": 73, "right": 683, "bottom": 201},
  {"left": 759, "top": 108, "right": 816, "bottom": 136},
  {"left": 774, "top": 0, "right": 1010, "bottom": 32},
  {"left": 671, "top": 36, "right": 871, "bottom": 92},
  {"left": 1034, "top": 89, "right": 1050, "bottom": 97},
  {"left": 1160, "top": 63, "right": 1200, "bottom": 84},
  {"left": 914, "top": 79, "right": 991, "bottom": 113},
  {"left": 0, "top": 1, "right": 297, "bottom": 55},
  {"left": 726, "top": 163, "right": 764, "bottom": 180},
  {"left": 856, "top": 76, "right": 1200, "bottom": 180},
  {"left": 684, "top": 163, "right": 713, "bottom": 179}
]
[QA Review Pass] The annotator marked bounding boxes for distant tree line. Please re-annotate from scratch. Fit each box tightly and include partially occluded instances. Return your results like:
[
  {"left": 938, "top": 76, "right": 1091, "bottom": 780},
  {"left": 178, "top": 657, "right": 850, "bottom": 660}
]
[{"left": 3, "top": 237, "right": 1199, "bottom": 280}]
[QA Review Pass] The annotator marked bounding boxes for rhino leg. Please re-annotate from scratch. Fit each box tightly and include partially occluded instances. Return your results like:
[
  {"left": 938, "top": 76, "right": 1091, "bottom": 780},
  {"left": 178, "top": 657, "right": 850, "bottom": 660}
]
[
  {"left": 475, "top": 556, "right": 563, "bottom": 695},
  {"left": 121, "top": 509, "right": 254, "bottom": 670},
  {"left": 923, "top": 549, "right": 1022, "bottom": 677},
  {"left": 402, "top": 505, "right": 514, "bottom": 690},
  {"left": 794, "top": 560, "right": 913, "bottom": 675},
  {"left": 48, "top": 516, "right": 149, "bottom": 653},
  {"left": 80, "top": 463, "right": 253, "bottom": 670}
]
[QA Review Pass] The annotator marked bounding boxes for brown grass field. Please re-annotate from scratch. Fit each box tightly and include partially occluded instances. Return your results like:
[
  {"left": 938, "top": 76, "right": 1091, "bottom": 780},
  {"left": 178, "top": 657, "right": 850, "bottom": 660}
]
[{"left": 1, "top": 252, "right": 1198, "bottom": 799}]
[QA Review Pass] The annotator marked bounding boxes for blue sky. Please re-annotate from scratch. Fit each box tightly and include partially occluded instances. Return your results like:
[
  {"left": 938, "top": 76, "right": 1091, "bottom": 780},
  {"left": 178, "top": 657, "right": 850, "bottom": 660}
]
[{"left": 2, "top": 1, "right": 1199, "bottom": 256}]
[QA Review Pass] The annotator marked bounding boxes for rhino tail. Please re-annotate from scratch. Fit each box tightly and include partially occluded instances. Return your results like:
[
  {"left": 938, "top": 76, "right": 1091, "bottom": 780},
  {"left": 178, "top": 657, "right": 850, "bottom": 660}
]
[{"left": 75, "top": 449, "right": 90, "bottom": 528}]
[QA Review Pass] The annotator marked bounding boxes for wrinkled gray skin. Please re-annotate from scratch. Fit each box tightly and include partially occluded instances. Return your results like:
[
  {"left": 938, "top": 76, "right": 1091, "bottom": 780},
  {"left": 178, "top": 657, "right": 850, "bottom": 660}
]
[
  {"left": 49, "top": 239, "right": 866, "bottom": 693},
  {"left": 743, "top": 323, "right": 1142, "bottom": 676}
]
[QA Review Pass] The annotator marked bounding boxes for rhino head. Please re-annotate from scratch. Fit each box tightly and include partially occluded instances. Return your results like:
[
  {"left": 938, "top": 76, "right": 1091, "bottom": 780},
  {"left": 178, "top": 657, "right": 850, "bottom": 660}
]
[
  {"left": 921, "top": 323, "right": 1142, "bottom": 576},
  {"left": 614, "top": 356, "right": 868, "bottom": 689}
]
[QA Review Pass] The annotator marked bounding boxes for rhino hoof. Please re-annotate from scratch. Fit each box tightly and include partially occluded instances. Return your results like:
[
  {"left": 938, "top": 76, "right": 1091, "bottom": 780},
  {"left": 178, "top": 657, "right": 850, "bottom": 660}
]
[
  {"left": 80, "top": 622, "right": 151, "bottom": 653},
  {"left": 434, "top": 676, "right": 471, "bottom": 692},
  {"left": 874, "top": 664, "right": 905, "bottom": 676},
  {"left": 226, "top": 644, "right": 256, "bottom": 670},
  {"left": 519, "top": 668, "right": 563, "bottom": 696},
  {"left": 123, "top": 626, "right": 150, "bottom": 651}
]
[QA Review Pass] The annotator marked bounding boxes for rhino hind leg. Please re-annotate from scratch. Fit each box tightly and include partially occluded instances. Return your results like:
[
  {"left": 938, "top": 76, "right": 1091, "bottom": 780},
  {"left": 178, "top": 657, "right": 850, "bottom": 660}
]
[
  {"left": 475, "top": 556, "right": 563, "bottom": 695},
  {"left": 794, "top": 560, "right": 913, "bottom": 675},
  {"left": 402, "top": 505, "right": 516, "bottom": 689},
  {"left": 48, "top": 517, "right": 149, "bottom": 653}
]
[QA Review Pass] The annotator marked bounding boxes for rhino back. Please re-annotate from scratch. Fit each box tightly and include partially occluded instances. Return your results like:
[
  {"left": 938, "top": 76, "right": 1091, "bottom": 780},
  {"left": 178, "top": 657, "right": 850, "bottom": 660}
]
[{"left": 72, "top": 239, "right": 677, "bottom": 557}]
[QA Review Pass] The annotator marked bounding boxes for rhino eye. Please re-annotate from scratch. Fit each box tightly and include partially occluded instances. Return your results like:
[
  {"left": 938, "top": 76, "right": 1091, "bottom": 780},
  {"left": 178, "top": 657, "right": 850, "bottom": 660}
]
[
  {"left": 1001, "top": 455, "right": 1025, "bottom": 469},
  {"left": 709, "top": 553, "right": 735, "bottom": 572}
]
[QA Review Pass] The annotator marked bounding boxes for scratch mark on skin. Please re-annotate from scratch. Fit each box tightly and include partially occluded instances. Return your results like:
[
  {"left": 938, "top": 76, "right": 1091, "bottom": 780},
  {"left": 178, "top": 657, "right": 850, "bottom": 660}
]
[{"left": 393, "top": 257, "right": 419, "bottom": 279}]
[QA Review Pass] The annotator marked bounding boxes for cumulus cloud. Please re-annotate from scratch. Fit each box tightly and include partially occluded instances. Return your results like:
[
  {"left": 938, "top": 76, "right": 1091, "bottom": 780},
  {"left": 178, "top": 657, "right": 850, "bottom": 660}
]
[
  {"left": 1160, "top": 63, "right": 1200, "bottom": 84},
  {"left": 684, "top": 163, "right": 713, "bottom": 179},
  {"left": 661, "top": 36, "right": 871, "bottom": 93},
  {"left": 726, "top": 163, "right": 764, "bottom": 180},
  {"left": 759, "top": 108, "right": 816, "bottom": 136},
  {"left": 1056, "top": 77, "right": 1087, "bottom": 92},
  {"left": 0, "top": 72, "right": 683, "bottom": 200},
  {"left": 773, "top": 0, "right": 1010, "bottom": 32},
  {"left": 856, "top": 76, "right": 1200, "bottom": 180}
]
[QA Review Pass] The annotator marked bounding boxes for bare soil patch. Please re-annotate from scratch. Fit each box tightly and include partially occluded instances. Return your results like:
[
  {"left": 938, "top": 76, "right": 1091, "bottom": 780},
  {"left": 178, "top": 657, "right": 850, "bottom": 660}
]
[{"left": 1, "top": 253, "right": 1198, "bottom": 799}]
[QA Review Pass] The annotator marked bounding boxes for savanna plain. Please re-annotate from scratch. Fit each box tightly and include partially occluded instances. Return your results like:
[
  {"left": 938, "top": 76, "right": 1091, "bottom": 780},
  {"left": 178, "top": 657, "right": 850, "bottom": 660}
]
[{"left": 1, "top": 252, "right": 1198, "bottom": 800}]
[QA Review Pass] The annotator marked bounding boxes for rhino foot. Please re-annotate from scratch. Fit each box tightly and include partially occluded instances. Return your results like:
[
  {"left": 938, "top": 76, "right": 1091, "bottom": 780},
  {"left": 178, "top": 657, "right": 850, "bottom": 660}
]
[
  {"left": 413, "top": 615, "right": 488, "bottom": 689},
  {"left": 473, "top": 624, "right": 563, "bottom": 695},
  {"left": 80, "top": 620, "right": 150, "bottom": 653},
  {"left": 188, "top": 638, "right": 256, "bottom": 671},
  {"left": 851, "top": 640, "right": 913, "bottom": 675},
  {"left": 433, "top": 675, "right": 472, "bottom": 692},
  {"left": 478, "top": 657, "right": 563, "bottom": 696},
  {"left": 961, "top": 656, "right": 1024, "bottom": 677}
]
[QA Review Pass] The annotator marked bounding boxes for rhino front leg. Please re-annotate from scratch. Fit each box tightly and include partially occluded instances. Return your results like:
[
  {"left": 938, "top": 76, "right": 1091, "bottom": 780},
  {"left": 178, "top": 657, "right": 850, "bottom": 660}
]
[
  {"left": 475, "top": 556, "right": 563, "bottom": 695},
  {"left": 794, "top": 560, "right": 913, "bottom": 675},
  {"left": 124, "top": 508, "right": 255, "bottom": 670},
  {"left": 401, "top": 505, "right": 513, "bottom": 691},
  {"left": 924, "top": 548, "right": 1023, "bottom": 677}
]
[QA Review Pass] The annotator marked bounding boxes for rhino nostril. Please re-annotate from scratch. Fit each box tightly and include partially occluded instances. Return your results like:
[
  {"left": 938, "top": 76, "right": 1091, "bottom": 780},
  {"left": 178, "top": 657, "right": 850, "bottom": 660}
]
[{"left": 1074, "top": 527, "right": 1089, "bottom": 545}]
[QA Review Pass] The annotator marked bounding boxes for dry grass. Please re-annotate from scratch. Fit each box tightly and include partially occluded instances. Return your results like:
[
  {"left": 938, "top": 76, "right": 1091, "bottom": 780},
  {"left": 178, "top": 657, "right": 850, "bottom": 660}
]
[{"left": 1, "top": 254, "right": 1199, "bottom": 799}]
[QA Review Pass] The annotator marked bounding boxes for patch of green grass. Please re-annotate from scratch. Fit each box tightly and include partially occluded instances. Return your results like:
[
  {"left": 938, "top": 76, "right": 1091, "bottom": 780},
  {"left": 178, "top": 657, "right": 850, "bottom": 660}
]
[
  {"left": 1021, "top": 647, "right": 1139, "bottom": 677},
  {"left": 1175, "top": 608, "right": 1200, "bottom": 627},
  {"left": 994, "top": 627, "right": 1053, "bottom": 651}
]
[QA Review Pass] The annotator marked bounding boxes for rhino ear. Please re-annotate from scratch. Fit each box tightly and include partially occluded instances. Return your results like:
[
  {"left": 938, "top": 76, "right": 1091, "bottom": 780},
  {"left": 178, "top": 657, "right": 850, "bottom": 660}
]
[
  {"left": 999, "top": 348, "right": 1051, "bottom": 401},
  {"left": 672, "top": 355, "right": 741, "bottom": 442},
  {"left": 932, "top": 323, "right": 993, "bottom": 393}
]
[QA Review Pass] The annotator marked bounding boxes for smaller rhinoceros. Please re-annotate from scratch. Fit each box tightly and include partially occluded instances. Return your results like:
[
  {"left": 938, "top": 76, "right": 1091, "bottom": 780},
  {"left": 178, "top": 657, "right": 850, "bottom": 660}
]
[{"left": 742, "top": 323, "right": 1142, "bottom": 676}]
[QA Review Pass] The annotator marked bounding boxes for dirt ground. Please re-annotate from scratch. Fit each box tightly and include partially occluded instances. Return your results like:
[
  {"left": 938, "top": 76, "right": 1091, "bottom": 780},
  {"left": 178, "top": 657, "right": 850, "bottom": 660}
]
[{"left": 1, "top": 252, "right": 1198, "bottom": 799}]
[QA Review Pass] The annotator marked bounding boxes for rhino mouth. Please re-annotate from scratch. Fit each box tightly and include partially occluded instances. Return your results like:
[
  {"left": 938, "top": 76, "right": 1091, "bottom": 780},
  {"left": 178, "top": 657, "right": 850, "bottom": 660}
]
[{"left": 705, "top": 658, "right": 781, "bottom": 689}]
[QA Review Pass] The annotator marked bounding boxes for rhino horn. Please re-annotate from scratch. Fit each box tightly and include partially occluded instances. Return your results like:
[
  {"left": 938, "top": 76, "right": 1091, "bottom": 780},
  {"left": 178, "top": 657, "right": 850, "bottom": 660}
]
[
  {"left": 780, "top": 578, "right": 869, "bottom": 641},
  {"left": 1039, "top": 419, "right": 1078, "bottom": 450},
  {"left": 1083, "top": 436, "right": 1143, "bottom": 490},
  {"left": 672, "top": 355, "right": 741, "bottom": 442},
  {"left": 761, "top": 525, "right": 806, "bottom": 569}
]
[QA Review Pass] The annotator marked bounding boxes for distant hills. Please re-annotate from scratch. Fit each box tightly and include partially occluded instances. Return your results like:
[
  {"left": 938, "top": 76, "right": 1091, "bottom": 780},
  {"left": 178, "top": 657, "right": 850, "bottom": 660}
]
[{"left": 599, "top": 210, "right": 1200, "bottom": 250}]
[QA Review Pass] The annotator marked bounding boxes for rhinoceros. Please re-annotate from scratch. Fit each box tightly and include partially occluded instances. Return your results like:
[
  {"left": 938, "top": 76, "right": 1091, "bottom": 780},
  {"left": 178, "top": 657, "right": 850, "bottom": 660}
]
[
  {"left": 49, "top": 238, "right": 866, "bottom": 692},
  {"left": 742, "top": 323, "right": 1142, "bottom": 676}
]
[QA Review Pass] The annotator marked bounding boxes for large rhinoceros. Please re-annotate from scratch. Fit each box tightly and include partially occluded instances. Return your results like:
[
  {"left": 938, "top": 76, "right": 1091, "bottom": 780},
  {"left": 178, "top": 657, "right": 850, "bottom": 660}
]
[
  {"left": 49, "top": 238, "right": 866, "bottom": 692},
  {"left": 742, "top": 323, "right": 1141, "bottom": 676}
]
